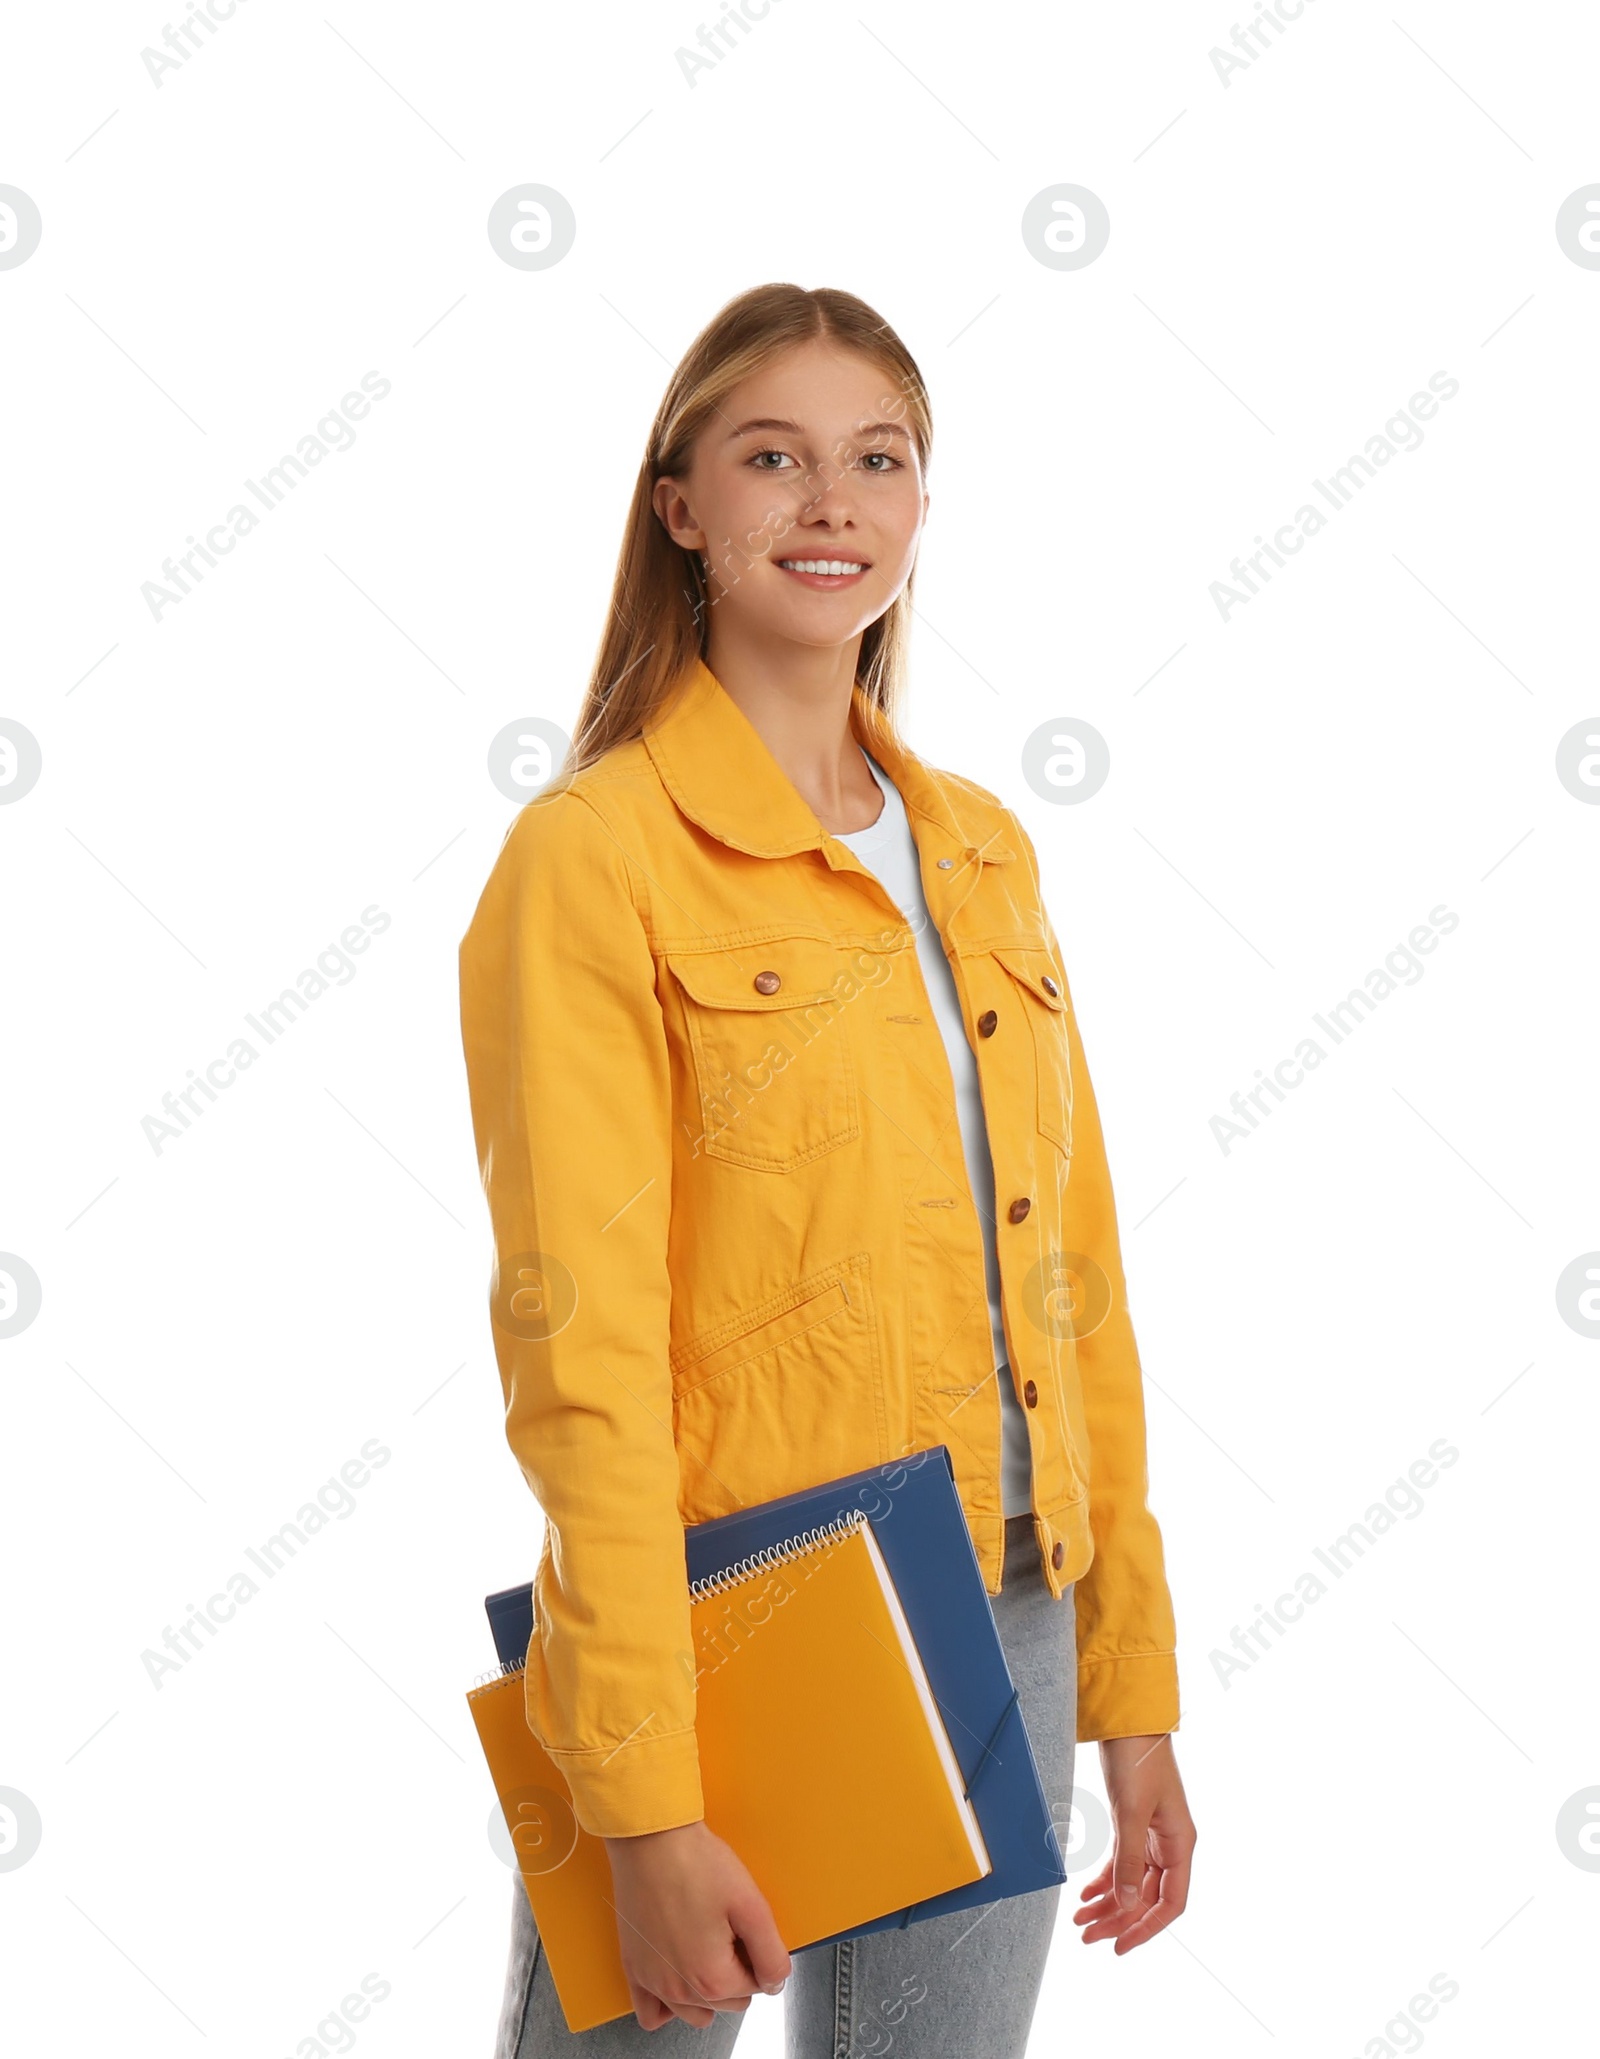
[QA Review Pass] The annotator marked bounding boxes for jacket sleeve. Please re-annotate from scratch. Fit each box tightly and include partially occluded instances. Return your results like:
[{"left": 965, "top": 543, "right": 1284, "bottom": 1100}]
[
  {"left": 458, "top": 789, "right": 702, "bottom": 1837},
  {"left": 1014, "top": 815, "right": 1180, "bottom": 1742}
]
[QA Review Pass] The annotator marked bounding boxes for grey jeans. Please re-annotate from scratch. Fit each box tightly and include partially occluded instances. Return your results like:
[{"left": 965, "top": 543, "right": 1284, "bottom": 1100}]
[{"left": 492, "top": 1514, "right": 1077, "bottom": 2058}]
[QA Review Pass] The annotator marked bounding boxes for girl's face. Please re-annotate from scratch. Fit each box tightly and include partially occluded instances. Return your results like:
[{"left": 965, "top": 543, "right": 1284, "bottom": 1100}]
[{"left": 654, "top": 338, "right": 928, "bottom": 653}]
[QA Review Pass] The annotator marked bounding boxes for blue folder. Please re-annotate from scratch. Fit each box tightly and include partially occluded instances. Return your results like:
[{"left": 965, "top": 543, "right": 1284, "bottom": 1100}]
[{"left": 483, "top": 1443, "right": 1068, "bottom": 1947}]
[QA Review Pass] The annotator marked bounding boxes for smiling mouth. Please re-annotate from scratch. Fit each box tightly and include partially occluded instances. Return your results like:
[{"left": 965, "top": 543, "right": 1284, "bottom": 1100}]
[{"left": 775, "top": 558, "right": 871, "bottom": 586}]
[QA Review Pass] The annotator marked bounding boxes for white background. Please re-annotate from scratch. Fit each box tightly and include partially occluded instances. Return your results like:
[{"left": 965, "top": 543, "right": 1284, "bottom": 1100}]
[{"left": 3, "top": 1, "right": 1597, "bottom": 2052}]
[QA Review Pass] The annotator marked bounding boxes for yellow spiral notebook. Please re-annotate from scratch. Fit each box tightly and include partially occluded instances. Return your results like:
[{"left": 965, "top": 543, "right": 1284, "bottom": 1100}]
[{"left": 467, "top": 1508, "right": 991, "bottom": 2034}]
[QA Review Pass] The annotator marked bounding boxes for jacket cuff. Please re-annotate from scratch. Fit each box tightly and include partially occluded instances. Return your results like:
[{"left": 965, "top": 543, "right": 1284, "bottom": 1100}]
[
  {"left": 1076, "top": 1650, "right": 1180, "bottom": 1742},
  {"left": 545, "top": 1723, "right": 706, "bottom": 1840}
]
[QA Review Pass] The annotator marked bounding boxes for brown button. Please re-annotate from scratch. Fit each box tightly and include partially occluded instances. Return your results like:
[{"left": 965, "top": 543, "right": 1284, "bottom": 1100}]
[
  {"left": 1023, "top": 1379, "right": 1038, "bottom": 1408},
  {"left": 1007, "top": 1196, "right": 1031, "bottom": 1224},
  {"left": 1041, "top": 974, "right": 1060, "bottom": 998},
  {"left": 753, "top": 969, "right": 781, "bottom": 995},
  {"left": 1051, "top": 1540, "right": 1065, "bottom": 1571},
  {"left": 976, "top": 1009, "right": 997, "bottom": 1037}
]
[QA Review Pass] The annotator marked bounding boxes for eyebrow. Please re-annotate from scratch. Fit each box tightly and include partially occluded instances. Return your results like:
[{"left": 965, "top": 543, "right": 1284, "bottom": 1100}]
[{"left": 723, "top": 416, "right": 911, "bottom": 444}]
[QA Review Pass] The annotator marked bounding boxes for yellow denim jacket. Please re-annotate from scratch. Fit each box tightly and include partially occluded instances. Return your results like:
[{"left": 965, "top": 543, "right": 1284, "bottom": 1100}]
[{"left": 458, "top": 657, "right": 1179, "bottom": 1837}]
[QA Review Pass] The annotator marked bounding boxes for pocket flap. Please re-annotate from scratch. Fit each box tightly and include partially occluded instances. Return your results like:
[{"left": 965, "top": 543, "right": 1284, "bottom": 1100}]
[
  {"left": 664, "top": 937, "right": 861, "bottom": 1012},
  {"left": 990, "top": 944, "right": 1069, "bottom": 1011}
]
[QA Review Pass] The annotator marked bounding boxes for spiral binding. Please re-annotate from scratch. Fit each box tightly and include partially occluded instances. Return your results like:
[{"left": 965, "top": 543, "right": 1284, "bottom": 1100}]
[
  {"left": 687, "top": 1507, "right": 867, "bottom": 1601},
  {"left": 469, "top": 1656, "right": 528, "bottom": 1691},
  {"left": 468, "top": 1511, "right": 869, "bottom": 1698}
]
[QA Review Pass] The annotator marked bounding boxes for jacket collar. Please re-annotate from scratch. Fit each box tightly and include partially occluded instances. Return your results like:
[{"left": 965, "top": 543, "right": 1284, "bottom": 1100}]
[{"left": 642, "top": 655, "right": 1015, "bottom": 869}]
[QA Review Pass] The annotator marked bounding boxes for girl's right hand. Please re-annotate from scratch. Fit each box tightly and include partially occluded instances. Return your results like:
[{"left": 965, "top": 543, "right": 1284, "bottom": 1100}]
[{"left": 603, "top": 1820, "right": 793, "bottom": 2030}]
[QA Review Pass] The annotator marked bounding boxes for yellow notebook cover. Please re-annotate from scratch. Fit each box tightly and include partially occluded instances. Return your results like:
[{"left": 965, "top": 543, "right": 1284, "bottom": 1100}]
[{"left": 467, "top": 1509, "right": 990, "bottom": 2034}]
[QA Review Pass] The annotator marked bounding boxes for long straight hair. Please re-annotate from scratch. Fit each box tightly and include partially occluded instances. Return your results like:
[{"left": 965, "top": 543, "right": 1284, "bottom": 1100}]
[{"left": 555, "top": 283, "right": 933, "bottom": 786}]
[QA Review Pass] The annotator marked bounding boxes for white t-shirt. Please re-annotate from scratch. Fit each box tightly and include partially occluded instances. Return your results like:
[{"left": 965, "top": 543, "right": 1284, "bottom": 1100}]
[{"left": 831, "top": 747, "right": 1035, "bottom": 1519}]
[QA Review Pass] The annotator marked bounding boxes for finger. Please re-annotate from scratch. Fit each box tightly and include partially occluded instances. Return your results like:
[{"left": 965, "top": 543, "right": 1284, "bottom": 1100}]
[
  {"left": 675, "top": 1968, "right": 751, "bottom": 2018},
  {"left": 660, "top": 1975, "right": 720, "bottom": 2030},
  {"left": 1074, "top": 1864, "right": 1145, "bottom": 1911},
  {"left": 627, "top": 1980, "right": 672, "bottom": 2032},
  {"left": 1103, "top": 1869, "right": 1177, "bottom": 1943},
  {"left": 1076, "top": 1859, "right": 1113, "bottom": 1903},
  {"left": 1072, "top": 1879, "right": 1134, "bottom": 1926},
  {"left": 691, "top": 1987, "right": 755, "bottom": 2015},
  {"left": 1073, "top": 1899, "right": 1131, "bottom": 1933},
  {"left": 1111, "top": 1827, "right": 1151, "bottom": 1912},
  {"left": 1076, "top": 1866, "right": 1160, "bottom": 1941},
  {"left": 670, "top": 2003, "right": 717, "bottom": 2029},
  {"left": 1113, "top": 1861, "right": 1192, "bottom": 1954},
  {"left": 1074, "top": 1872, "right": 1148, "bottom": 1927},
  {"left": 1076, "top": 1900, "right": 1136, "bottom": 1942},
  {"left": 726, "top": 1889, "right": 793, "bottom": 1995},
  {"left": 625, "top": 1908, "right": 753, "bottom": 2020},
  {"left": 672, "top": 1933, "right": 772, "bottom": 2019}
]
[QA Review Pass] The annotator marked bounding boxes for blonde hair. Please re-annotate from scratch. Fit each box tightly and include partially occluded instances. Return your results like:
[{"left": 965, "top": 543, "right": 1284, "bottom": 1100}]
[{"left": 556, "top": 282, "right": 932, "bottom": 785}]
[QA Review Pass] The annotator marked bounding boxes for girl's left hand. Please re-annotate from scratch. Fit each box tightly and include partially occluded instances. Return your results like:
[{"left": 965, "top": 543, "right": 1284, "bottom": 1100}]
[{"left": 1072, "top": 1733, "right": 1196, "bottom": 1953}]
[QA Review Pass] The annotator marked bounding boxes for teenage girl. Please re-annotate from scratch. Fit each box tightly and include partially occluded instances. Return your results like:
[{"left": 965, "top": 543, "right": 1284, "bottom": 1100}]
[{"left": 459, "top": 283, "right": 1196, "bottom": 2055}]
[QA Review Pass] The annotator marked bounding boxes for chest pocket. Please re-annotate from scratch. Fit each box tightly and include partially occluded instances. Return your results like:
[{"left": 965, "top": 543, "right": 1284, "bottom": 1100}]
[
  {"left": 664, "top": 936, "right": 864, "bottom": 1171},
  {"left": 988, "top": 944, "right": 1073, "bottom": 1155}
]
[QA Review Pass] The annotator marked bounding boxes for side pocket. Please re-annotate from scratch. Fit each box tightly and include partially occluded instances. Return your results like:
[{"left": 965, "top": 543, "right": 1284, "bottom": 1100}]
[
  {"left": 672, "top": 1275, "right": 853, "bottom": 1395},
  {"left": 669, "top": 1255, "right": 884, "bottom": 1521}
]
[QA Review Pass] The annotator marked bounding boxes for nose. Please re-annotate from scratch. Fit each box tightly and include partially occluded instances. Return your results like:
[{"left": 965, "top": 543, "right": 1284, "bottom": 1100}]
[
  {"left": 794, "top": 453, "right": 861, "bottom": 526},
  {"left": 792, "top": 498, "right": 860, "bottom": 548}
]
